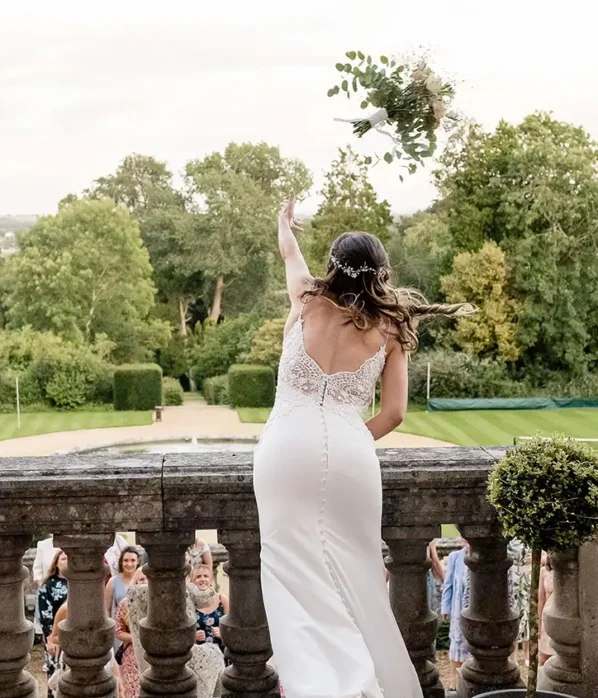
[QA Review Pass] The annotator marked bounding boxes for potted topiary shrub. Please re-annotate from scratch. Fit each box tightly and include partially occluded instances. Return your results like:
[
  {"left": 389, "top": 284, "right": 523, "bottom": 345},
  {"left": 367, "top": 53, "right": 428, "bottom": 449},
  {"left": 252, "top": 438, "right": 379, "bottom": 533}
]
[{"left": 478, "top": 435, "right": 598, "bottom": 698}]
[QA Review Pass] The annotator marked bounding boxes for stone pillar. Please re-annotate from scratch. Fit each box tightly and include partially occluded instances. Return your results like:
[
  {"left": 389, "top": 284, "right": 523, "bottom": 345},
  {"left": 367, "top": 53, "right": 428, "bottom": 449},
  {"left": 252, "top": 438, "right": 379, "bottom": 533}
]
[
  {"left": 137, "top": 531, "right": 197, "bottom": 698},
  {"left": 578, "top": 539, "right": 598, "bottom": 698},
  {"left": 54, "top": 533, "right": 116, "bottom": 698},
  {"left": 211, "top": 543, "right": 229, "bottom": 593},
  {"left": 0, "top": 535, "right": 37, "bottom": 698},
  {"left": 218, "top": 530, "right": 278, "bottom": 698},
  {"left": 538, "top": 549, "right": 583, "bottom": 696},
  {"left": 384, "top": 527, "right": 443, "bottom": 698},
  {"left": 457, "top": 525, "right": 521, "bottom": 697}
]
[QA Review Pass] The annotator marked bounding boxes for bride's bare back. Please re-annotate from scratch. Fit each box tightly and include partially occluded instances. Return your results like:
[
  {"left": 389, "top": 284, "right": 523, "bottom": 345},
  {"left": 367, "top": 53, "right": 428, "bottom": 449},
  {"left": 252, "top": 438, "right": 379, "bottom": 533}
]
[{"left": 294, "top": 296, "right": 387, "bottom": 376}]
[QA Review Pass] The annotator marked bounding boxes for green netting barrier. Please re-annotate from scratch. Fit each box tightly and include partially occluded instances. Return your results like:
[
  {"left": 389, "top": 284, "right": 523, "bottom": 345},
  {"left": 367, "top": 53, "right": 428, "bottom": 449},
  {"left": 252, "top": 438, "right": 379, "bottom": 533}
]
[{"left": 427, "top": 397, "right": 598, "bottom": 412}]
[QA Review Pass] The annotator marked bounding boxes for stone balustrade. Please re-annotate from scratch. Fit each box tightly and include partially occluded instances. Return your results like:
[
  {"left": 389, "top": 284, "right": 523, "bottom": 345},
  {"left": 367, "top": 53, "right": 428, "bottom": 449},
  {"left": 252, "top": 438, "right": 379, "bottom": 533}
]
[{"left": 0, "top": 447, "right": 594, "bottom": 698}]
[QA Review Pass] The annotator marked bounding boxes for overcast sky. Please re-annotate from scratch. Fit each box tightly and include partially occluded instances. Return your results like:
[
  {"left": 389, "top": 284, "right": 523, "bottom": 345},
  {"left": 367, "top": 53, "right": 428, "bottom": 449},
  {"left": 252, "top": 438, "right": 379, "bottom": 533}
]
[{"left": 1, "top": 0, "right": 597, "bottom": 216}]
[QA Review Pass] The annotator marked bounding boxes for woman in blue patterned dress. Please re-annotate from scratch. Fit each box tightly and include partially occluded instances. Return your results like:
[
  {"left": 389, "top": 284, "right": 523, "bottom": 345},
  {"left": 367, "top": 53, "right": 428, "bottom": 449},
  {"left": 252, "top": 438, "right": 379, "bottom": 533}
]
[
  {"left": 38, "top": 550, "right": 68, "bottom": 697},
  {"left": 441, "top": 541, "right": 470, "bottom": 690},
  {"left": 192, "top": 565, "right": 229, "bottom": 652}
]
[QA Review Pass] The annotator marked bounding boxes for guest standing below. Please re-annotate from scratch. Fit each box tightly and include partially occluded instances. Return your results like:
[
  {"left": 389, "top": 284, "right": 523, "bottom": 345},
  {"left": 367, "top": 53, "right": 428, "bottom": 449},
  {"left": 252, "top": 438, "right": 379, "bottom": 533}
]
[
  {"left": 538, "top": 555, "right": 554, "bottom": 666},
  {"left": 441, "top": 541, "right": 471, "bottom": 691},
  {"left": 187, "top": 536, "right": 213, "bottom": 569},
  {"left": 48, "top": 602, "right": 124, "bottom": 697},
  {"left": 105, "top": 547, "right": 140, "bottom": 651},
  {"left": 115, "top": 592, "right": 141, "bottom": 698},
  {"left": 508, "top": 538, "right": 531, "bottom": 666},
  {"left": 427, "top": 539, "right": 445, "bottom": 614},
  {"left": 191, "top": 565, "right": 229, "bottom": 651},
  {"left": 37, "top": 550, "right": 68, "bottom": 697}
]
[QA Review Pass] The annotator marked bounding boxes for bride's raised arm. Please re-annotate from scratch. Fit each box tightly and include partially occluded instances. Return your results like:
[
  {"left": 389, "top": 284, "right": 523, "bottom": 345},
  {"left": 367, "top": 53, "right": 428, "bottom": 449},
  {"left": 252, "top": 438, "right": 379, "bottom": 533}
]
[{"left": 278, "top": 190, "right": 313, "bottom": 310}]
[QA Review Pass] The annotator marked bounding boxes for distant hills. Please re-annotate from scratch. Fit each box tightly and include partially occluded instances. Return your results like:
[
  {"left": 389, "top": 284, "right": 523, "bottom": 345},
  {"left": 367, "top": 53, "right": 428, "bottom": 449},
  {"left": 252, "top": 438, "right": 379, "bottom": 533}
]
[{"left": 0, "top": 215, "right": 37, "bottom": 233}]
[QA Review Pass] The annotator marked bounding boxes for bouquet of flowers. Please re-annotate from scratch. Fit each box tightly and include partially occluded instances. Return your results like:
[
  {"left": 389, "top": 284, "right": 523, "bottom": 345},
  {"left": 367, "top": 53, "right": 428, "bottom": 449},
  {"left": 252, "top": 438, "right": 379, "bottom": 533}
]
[{"left": 328, "top": 51, "right": 457, "bottom": 173}]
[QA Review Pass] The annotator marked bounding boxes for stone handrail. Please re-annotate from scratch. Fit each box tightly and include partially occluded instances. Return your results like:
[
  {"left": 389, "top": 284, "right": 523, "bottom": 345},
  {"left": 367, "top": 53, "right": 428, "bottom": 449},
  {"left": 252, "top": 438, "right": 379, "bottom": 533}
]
[{"left": 0, "top": 447, "right": 592, "bottom": 697}]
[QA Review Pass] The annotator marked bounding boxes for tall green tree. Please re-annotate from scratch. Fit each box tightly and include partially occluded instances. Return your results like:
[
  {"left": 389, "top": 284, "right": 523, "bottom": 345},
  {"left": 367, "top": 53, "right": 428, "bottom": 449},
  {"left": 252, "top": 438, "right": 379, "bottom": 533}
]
[
  {"left": 440, "top": 241, "right": 522, "bottom": 361},
  {"left": 387, "top": 211, "right": 453, "bottom": 301},
  {"left": 436, "top": 113, "right": 598, "bottom": 373},
  {"left": 6, "top": 199, "right": 168, "bottom": 361},
  {"left": 86, "top": 154, "right": 204, "bottom": 335},
  {"left": 185, "top": 142, "right": 312, "bottom": 320},
  {"left": 308, "top": 147, "right": 393, "bottom": 271}
]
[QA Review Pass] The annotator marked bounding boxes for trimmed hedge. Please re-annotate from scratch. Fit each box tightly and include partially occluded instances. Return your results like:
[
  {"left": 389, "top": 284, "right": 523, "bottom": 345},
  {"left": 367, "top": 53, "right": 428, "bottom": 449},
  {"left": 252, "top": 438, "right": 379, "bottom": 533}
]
[
  {"left": 228, "top": 364, "right": 275, "bottom": 408},
  {"left": 190, "top": 315, "right": 260, "bottom": 389},
  {"left": 203, "top": 375, "right": 230, "bottom": 405},
  {"left": 114, "top": 364, "right": 163, "bottom": 411},
  {"left": 163, "top": 377, "right": 184, "bottom": 406}
]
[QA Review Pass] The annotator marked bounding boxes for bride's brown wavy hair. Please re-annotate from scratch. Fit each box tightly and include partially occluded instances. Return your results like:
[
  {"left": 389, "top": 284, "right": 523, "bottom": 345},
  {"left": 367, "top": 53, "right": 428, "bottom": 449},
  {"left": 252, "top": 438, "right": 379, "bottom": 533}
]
[{"left": 301, "top": 232, "right": 475, "bottom": 352}]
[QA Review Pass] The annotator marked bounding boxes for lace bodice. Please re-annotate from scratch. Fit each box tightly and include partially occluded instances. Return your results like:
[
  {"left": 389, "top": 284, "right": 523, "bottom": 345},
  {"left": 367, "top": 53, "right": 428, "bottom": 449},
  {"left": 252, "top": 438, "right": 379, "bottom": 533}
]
[{"left": 268, "top": 317, "right": 386, "bottom": 425}]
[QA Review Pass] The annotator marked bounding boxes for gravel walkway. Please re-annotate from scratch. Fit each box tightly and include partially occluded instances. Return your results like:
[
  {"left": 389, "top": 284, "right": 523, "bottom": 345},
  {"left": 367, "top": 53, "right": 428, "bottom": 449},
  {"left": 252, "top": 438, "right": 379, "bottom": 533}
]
[{"left": 0, "top": 401, "right": 452, "bottom": 457}]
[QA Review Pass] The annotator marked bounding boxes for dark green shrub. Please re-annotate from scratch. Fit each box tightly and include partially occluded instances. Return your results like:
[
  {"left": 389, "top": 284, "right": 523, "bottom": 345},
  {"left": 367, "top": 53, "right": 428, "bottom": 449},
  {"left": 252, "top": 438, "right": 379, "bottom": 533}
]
[
  {"left": 203, "top": 375, "right": 230, "bottom": 405},
  {"left": 228, "top": 364, "right": 275, "bottom": 408},
  {"left": 0, "top": 329, "right": 114, "bottom": 409},
  {"left": 489, "top": 435, "right": 598, "bottom": 552},
  {"left": 163, "top": 377, "right": 184, "bottom": 406},
  {"left": 409, "top": 349, "right": 525, "bottom": 400},
  {"left": 0, "top": 369, "right": 43, "bottom": 409},
  {"left": 488, "top": 435, "right": 598, "bottom": 694},
  {"left": 114, "top": 364, "right": 163, "bottom": 411},
  {"left": 159, "top": 333, "right": 191, "bottom": 379},
  {"left": 240, "top": 318, "right": 285, "bottom": 373},
  {"left": 190, "top": 315, "right": 260, "bottom": 389}
]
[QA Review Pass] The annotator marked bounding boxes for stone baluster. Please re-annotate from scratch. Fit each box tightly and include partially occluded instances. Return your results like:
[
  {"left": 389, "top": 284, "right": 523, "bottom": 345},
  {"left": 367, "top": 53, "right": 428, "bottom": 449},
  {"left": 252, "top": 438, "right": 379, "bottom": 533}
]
[
  {"left": 218, "top": 530, "right": 279, "bottom": 698},
  {"left": 538, "top": 549, "right": 583, "bottom": 696},
  {"left": 136, "top": 531, "right": 197, "bottom": 697},
  {"left": 457, "top": 525, "right": 521, "bottom": 697},
  {"left": 0, "top": 535, "right": 37, "bottom": 698},
  {"left": 211, "top": 543, "right": 229, "bottom": 593},
  {"left": 384, "top": 527, "right": 444, "bottom": 698},
  {"left": 54, "top": 533, "right": 116, "bottom": 698}
]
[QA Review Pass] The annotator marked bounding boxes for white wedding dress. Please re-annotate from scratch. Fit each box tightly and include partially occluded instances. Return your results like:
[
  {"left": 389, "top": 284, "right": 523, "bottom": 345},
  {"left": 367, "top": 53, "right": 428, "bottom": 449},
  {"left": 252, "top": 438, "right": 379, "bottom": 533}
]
[{"left": 253, "top": 308, "right": 422, "bottom": 698}]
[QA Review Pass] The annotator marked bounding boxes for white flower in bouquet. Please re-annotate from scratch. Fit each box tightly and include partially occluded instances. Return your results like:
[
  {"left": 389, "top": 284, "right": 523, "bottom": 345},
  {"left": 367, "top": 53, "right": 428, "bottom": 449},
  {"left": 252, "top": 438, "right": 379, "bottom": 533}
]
[
  {"left": 425, "top": 73, "right": 443, "bottom": 96},
  {"left": 433, "top": 100, "right": 447, "bottom": 123}
]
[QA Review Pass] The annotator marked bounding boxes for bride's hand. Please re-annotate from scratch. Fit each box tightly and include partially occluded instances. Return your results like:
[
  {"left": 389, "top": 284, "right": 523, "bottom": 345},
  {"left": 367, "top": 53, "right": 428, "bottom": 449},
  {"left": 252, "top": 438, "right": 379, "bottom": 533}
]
[{"left": 279, "top": 190, "right": 302, "bottom": 233}]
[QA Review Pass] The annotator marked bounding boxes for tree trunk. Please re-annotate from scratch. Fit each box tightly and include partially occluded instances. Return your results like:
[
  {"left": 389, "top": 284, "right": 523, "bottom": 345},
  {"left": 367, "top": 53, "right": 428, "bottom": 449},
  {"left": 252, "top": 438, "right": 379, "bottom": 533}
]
[
  {"left": 527, "top": 547, "right": 542, "bottom": 698},
  {"left": 178, "top": 296, "right": 188, "bottom": 336},
  {"left": 209, "top": 275, "right": 224, "bottom": 321}
]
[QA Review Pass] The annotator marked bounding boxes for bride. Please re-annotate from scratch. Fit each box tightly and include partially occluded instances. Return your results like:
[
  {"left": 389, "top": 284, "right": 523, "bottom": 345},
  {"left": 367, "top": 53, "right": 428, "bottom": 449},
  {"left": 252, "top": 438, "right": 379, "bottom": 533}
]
[{"left": 253, "top": 192, "right": 473, "bottom": 698}]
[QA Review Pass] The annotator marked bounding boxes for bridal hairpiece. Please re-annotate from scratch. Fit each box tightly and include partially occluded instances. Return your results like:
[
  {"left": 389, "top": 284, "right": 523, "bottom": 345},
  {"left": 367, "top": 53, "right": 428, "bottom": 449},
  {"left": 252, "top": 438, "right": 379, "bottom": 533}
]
[{"left": 330, "top": 255, "right": 382, "bottom": 279}]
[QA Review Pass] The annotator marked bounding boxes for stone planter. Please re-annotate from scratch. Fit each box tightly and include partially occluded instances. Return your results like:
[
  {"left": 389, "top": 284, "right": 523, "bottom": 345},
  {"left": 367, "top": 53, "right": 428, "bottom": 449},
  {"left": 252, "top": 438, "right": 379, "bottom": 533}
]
[{"left": 476, "top": 691, "right": 577, "bottom": 697}]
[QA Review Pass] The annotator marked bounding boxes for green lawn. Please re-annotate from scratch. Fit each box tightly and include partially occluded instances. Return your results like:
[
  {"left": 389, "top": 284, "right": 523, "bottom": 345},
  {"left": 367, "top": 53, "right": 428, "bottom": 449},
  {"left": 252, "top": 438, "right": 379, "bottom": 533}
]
[
  {"left": 238, "top": 407, "right": 598, "bottom": 447},
  {"left": 0, "top": 410, "right": 152, "bottom": 441}
]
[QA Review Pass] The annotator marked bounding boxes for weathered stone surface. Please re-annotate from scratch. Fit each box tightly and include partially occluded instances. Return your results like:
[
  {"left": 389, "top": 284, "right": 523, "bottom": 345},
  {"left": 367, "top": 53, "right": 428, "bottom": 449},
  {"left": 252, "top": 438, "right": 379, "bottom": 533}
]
[
  {"left": 218, "top": 530, "right": 279, "bottom": 698},
  {"left": 385, "top": 529, "right": 444, "bottom": 698},
  {"left": 4, "top": 446, "right": 598, "bottom": 698},
  {"left": 0, "top": 535, "right": 37, "bottom": 698},
  {"left": 161, "top": 448, "right": 505, "bottom": 532},
  {"left": 457, "top": 525, "right": 522, "bottom": 697},
  {"left": 0, "top": 455, "right": 163, "bottom": 534},
  {"left": 137, "top": 531, "right": 197, "bottom": 697},
  {"left": 55, "top": 533, "right": 116, "bottom": 698},
  {"left": 539, "top": 549, "right": 583, "bottom": 696}
]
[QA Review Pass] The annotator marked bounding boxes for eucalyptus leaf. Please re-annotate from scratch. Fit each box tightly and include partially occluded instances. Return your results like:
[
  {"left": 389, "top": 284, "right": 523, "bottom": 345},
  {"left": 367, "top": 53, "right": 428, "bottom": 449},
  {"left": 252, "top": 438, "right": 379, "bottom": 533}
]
[{"left": 346, "top": 51, "right": 357, "bottom": 60}]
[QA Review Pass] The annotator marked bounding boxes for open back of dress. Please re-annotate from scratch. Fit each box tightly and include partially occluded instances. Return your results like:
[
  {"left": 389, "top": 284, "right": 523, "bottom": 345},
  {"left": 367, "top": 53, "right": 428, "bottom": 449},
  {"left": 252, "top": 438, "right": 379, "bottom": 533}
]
[{"left": 253, "top": 306, "right": 422, "bottom": 698}]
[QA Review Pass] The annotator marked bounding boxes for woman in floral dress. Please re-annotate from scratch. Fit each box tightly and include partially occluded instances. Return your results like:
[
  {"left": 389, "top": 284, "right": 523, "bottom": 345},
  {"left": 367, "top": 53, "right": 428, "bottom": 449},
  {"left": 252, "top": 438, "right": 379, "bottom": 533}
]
[
  {"left": 38, "top": 550, "right": 68, "bottom": 697},
  {"left": 115, "top": 596, "right": 140, "bottom": 698}
]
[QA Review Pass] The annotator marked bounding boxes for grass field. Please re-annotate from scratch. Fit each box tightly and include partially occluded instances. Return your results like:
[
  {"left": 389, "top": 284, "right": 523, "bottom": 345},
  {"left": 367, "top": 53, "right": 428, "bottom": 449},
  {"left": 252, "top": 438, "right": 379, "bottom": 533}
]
[
  {"left": 238, "top": 406, "right": 598, "bottom": 447},
  {"left": 0, "top": 410, "right": 152, "bottom": 441}
]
